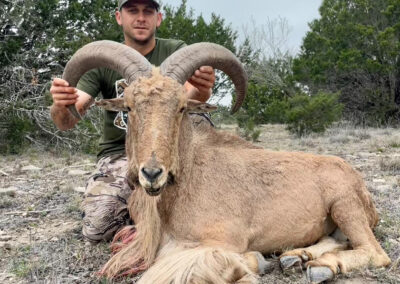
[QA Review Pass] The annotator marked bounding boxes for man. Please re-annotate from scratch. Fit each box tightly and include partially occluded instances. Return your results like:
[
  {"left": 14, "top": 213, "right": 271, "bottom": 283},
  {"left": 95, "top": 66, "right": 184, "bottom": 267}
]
[{"left": 50, "top": 0, "right": 216, "bottom": 242}]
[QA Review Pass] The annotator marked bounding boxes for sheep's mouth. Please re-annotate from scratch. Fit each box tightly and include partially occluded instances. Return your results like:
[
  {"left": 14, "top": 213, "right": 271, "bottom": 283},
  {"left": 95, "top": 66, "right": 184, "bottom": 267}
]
[
  {"left": 144, "top": 172, "right": 175, "bottom": 196},
  {"left": 145, "top": 186, "right": 163, "bottom": 196}
]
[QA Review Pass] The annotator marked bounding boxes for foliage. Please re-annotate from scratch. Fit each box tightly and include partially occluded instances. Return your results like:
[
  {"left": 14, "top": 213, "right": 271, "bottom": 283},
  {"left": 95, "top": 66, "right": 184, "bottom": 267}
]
[
  {"left": 294, "top": 0, "right": 400, "bottom": 124},
  {"left": 211, "top": 105, "right": 237, "bottom": 126},
  {"left": 234, "top": 34, "right": 297, "bottom": 137},
  {"left": 235, "top": 111, "right": 262, "bottom": 142},
  {"left": 0, "top": 0, "right": 120, "bottom": 153},
  {"left": 286, "top": 92, "right": 343, "bottom": 137},
  {"left": 0, "top": 111, "right": 37, "bottom": 154}
]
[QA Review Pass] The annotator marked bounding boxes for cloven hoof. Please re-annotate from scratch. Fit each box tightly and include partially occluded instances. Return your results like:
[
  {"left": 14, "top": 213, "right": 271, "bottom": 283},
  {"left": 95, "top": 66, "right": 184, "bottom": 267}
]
[
  {"left": 306, "top": 266, "right": 334, "bottom": 284},
  {"left": 254, "top": 252, "right": 274, "bottom": 275},
  {"left": 280, "top": 255, "right": 302, "bottom": 270}
]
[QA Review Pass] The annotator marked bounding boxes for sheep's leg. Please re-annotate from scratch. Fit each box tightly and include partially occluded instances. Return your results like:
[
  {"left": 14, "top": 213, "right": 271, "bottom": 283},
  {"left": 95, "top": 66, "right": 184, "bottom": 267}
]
[
  {"left": 243, "top": 251, "right": 274, "bottom": 275},
  {"left": 305, "top": 198, "right": 391, "bottom": 283},
  {"left": 279, "top": 233, "right": 348, "bottom": 270}
]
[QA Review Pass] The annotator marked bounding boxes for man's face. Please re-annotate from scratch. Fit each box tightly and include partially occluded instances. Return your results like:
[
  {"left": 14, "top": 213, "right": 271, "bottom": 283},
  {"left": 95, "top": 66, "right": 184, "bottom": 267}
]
[{"left": 116, "top": 1, "right": 162, "bottom": 45}]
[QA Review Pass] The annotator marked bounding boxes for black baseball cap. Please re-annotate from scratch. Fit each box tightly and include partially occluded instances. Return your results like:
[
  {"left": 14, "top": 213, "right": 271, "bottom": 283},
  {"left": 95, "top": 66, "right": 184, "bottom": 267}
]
[{"left": 118, "top": 0, "right": 160, "bottom": 11}]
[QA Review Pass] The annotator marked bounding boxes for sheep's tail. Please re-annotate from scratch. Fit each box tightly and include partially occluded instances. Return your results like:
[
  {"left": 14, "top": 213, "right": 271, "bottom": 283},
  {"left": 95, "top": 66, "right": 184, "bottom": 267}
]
[{"left": 137, "top": 241, "right": 259, "bottom": 284}]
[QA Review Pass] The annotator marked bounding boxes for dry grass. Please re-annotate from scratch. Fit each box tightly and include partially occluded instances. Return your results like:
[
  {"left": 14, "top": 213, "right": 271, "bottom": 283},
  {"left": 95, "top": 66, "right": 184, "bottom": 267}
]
[{"left": 1, "top": 123, "right": 400, "bottom": 283}]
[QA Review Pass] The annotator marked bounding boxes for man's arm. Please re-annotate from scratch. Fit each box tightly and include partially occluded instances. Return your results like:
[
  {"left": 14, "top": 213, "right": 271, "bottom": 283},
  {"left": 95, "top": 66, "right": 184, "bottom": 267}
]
[
  {"left": 184, "top": 66, "right": 215, "bottom": 102},
  {"left": 50, "top": 78, "right": 94, "bottom": 131}
]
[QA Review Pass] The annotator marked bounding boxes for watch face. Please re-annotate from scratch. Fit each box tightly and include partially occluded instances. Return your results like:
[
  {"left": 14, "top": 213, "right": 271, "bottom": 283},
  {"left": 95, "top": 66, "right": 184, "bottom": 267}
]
[{"left": 113, "top": 79, "right": 128, "bottom": 131}]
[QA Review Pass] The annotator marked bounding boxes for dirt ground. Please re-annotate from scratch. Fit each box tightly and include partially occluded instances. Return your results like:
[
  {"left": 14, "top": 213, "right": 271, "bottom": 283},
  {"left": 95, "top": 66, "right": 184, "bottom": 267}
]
[{"left": 0, "top": 123, "right": 400, "bottom": 283}]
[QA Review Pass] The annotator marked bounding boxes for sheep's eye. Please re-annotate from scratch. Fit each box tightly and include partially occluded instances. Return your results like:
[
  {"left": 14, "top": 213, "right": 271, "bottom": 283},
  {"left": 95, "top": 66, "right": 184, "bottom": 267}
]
[
  {"left": 127, "top": 106, "right": 132, "bottom": 112},
  {"left": 179, "top": 107, "right": 185, "bottom": 113}
]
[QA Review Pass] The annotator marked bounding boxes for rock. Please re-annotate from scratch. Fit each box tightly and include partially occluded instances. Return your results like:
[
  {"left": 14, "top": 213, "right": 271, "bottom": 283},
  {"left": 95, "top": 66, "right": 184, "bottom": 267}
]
[
  {"left": 50, "top": 237, "right": 59, "bottom": 242},
  {"left": 0, "top": 242, "right": 12, "bottom": 250},
  {"left": 68, "top": 169, "right": 90, "bottom": 176},
  {"left": 21, "top": 165, "right": 42, "bottom": 172},
  {"left": 372, "top": 178, "right": 386, "bottom": 184},
  {"left": 0, "top": 235, "right": 12, "bottom": 241},
  {"left": 74, "top": 187, "right": 86, "bottom": 193},
  {"left": 376, "top": 185, "right": 391, "bottom": 191},
  {"left": 0, "top": 187, "right": 17, "bottom": 197},
  {"left": 0, "top": 272, "right": 14, "bottom": 282},
  {"left": 358, "top": 152, "right": 375, "bottom": 158}
]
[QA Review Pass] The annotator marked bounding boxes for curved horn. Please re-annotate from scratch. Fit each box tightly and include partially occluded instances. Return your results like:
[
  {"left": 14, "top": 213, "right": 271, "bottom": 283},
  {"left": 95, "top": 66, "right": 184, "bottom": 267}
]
[
  {"left": 159, "top": 43, "right": 247, "bottom": 113},
  {"left": 62, "top": 40, "right": 153, "bottom": 119}
]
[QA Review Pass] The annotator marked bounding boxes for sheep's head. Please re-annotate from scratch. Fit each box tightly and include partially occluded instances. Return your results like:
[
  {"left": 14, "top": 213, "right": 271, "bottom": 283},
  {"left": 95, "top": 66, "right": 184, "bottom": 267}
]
[
  {"left": 62, "top": 40, "right": 247, "bottom": 196},
  {"left": 94, "top": 70, "right": 217, "bottom": 195}
]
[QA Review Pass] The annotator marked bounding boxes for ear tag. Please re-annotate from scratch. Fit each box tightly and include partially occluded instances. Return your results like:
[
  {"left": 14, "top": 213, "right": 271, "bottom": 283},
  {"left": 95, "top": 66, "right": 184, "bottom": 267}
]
[{"left": 113, "top": 79, "right": 129, "bottom": 132}]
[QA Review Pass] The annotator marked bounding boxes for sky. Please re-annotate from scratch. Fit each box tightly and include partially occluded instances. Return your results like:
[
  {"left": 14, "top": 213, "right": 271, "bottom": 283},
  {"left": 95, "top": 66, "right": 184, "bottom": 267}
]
[{"left": 162, "top": 0, "right": 323, "bottom": 55}]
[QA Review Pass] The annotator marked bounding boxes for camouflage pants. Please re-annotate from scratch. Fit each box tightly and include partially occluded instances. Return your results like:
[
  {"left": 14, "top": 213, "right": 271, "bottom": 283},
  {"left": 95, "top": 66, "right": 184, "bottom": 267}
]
[
  {"left": 82, "top": 154, "right": 132, "bottom": 242},
  {"left": 81, "top": 113, "right": 213, "bottom": 242}
]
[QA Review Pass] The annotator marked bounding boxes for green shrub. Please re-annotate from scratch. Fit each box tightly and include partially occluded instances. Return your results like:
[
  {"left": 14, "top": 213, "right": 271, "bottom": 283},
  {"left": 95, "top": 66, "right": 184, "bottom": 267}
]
[
  {"left": 235, "top": 111, "right": 261, "bottom": 142},
  {"left": 0, "top": 113, "right": 37, "bottom": 154},
  {"left": 240, "top": 82, "right": 290, "bottom": 125},
  {"left": 286, "top": 92, "right": 343, "bottom": 137},
  {"left": 211, "top": 105, "right": 237, "bottom": 127}
]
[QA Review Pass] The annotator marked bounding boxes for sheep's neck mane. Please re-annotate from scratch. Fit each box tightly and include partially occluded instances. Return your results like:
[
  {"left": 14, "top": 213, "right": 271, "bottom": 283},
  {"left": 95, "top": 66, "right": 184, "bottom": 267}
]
[{"left": 126, "top": 108, "right": 195, "bottom": 267}]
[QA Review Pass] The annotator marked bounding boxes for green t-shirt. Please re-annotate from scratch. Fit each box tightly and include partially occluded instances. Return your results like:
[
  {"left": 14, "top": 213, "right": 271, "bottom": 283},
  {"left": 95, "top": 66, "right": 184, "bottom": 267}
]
[{"left": 77, "top": 38, "right": 186, "bottom": 159}]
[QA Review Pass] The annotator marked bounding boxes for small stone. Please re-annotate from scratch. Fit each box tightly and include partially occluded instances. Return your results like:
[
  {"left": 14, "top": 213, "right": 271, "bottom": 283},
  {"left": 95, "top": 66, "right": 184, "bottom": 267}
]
[
  {"left": 68, "top": 169, "right": 90, "bottom": 176},
  {"left": 372, "top": 178, "right": 386, "bottom": 184},
  {"left": 74, "top": 187, "right": 86, "bottom": 193},
  {"left": 359, "top": 152, "right": 374, "bottom": 158},
  {"left": 0, "top": 235, "right": 12, "bottom": 241},
  {"left": 50, "top": 237, "right": 59, "bottom": 242},
  {"left": 21, "top": 165, "right": 42, "bottom": 172},
  {"left": 0, "top": 187, "right": 17, "bottom": 197}
]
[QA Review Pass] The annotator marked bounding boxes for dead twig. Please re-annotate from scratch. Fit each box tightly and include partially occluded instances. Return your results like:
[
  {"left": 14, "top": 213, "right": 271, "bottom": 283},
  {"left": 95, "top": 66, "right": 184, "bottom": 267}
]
[{"left": 4, "top": 208, "right": 58, "bottom": 216}]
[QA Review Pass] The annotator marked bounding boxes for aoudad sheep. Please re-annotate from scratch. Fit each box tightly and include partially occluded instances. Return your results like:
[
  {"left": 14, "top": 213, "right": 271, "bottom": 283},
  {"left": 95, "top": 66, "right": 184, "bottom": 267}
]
[{"left": 62, "top": 40, "right": 391, "bottom": 284}]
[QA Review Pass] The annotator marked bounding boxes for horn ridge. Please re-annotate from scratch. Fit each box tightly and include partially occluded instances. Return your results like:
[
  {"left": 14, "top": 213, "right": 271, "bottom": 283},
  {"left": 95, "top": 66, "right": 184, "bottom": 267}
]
[
  {"left": 62, "top": 40, "right": 153, "bottom": 119},
  {"left": 160, "top": 42, "right": 247, "bottom": 113},
  {"left": 62, "top": 40, "right": 153, "bottom": 87}
]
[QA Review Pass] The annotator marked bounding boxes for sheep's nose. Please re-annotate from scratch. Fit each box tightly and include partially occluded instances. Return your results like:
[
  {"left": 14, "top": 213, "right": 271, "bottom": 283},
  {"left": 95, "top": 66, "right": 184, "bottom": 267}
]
[{"left": 141, "top": 167, "right": 162, "bottom": 182}]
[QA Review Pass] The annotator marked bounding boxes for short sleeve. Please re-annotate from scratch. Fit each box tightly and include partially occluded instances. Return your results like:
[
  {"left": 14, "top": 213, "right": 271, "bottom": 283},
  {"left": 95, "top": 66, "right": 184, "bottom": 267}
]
[{"left": 173, "top": 40, "right": 186, "bottom": 52}]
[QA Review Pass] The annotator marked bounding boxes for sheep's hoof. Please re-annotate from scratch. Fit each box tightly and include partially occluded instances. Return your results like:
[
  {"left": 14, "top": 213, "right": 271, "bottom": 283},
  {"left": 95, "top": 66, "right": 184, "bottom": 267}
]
[
  {"left": 254, "top": 252, "right": 274, "bottom": 275},
  {"left": 306, "top": 266, "right": 334, "bottom": 284},
  {"left": 280, "top": 255, "right": 302, "bottom": 270}
]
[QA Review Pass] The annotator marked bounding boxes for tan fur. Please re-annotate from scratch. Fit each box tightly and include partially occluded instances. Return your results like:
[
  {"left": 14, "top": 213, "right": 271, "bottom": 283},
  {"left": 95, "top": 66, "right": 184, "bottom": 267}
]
[{"left": 99, "top": 68, "right": 391, "bottom": 283}]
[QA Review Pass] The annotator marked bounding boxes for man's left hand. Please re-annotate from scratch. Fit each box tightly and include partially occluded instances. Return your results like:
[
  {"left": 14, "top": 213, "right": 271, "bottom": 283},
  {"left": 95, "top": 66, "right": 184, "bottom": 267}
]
[{"left": 187, "top": 66, "right": 215, "bottom": 95}]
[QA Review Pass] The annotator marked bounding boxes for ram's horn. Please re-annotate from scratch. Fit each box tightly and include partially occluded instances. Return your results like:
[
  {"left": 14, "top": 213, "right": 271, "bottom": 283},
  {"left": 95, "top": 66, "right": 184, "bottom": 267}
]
[
  {"left": 160, "top": 43, "right": 247, "bottom": 113},
  {"left": 62, "top": 40, "right": 153, "bottom": 119}
]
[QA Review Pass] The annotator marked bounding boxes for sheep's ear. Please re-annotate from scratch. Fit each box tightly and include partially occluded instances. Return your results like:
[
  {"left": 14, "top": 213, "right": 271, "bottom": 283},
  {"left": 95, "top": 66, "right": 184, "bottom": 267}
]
[
  {"left": 95, "top": 98, "right": 129, "bottom": 112},
  {"left": 186, "top": 99, "right": 217, "bottom": 113}
]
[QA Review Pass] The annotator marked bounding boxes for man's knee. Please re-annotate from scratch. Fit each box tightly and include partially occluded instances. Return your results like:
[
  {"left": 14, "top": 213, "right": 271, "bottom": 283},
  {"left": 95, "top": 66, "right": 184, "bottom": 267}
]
[{"left": 82, "top": 193, "right": 130, "bottom": 242}]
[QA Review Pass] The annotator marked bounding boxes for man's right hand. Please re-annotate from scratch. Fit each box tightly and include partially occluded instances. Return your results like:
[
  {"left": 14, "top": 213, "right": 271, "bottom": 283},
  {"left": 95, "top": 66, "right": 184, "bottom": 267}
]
[
  {"left": 50, "top": 78, "right": 78, "bottom": 107},
  {"left": 50, "top": 78, "right": 94, "bottom": 131}
]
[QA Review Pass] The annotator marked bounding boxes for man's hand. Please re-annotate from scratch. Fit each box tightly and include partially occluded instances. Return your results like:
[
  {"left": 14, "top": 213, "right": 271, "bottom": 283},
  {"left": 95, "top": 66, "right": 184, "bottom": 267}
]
[
  {"left": 185, "top": 66, "right": 215, "bottom": 102},
  {"left": 50, "top": 78, "right": 93, "bottom": 131},
  {"left": 50, "top": 78, "right": 78, "bottom": 107}
]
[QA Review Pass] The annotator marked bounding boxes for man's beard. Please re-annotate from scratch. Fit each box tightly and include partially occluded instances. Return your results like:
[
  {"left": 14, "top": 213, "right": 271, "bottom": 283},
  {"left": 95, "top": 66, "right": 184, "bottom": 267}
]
[{"left": 129, "top": 29, "right": 156, "bottom": 46}]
